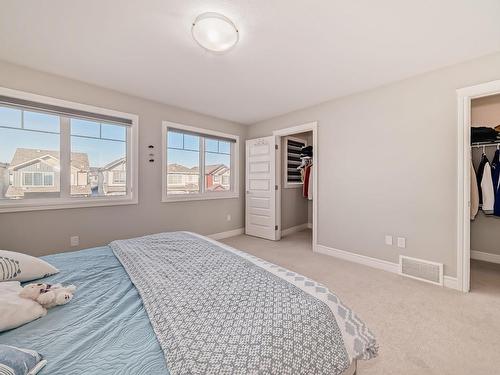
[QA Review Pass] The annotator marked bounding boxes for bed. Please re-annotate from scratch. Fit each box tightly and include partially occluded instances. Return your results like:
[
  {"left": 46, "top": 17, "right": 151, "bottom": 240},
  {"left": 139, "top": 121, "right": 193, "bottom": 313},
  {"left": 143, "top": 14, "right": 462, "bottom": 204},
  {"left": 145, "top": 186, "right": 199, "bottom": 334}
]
[{"left": 0, "top": 232, "right": 376, "bottom": 374}]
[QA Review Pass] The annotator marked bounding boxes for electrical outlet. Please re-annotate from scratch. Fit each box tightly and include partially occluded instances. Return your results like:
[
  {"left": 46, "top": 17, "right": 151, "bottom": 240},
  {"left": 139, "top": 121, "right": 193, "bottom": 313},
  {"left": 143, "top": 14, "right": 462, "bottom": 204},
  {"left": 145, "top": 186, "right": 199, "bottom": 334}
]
[
  {"left": 397, "top": 237, "right": 406, "bottom": 248},
  {"left": 385, "top": 235, "right": 393, "bottom": 246},
  {"left": 226, "top": 214, "right": 232, "bottom": 221},
  {"left": 70, "top": 236, "right": 79, "bottom": 247}
]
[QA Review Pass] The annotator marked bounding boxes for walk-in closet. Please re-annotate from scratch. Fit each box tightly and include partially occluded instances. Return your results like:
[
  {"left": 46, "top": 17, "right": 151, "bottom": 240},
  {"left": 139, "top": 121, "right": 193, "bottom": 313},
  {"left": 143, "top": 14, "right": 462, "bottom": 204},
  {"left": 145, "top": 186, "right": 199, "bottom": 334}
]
[
  {"left": 280, "top": 131, "right": 313, "bottom": 238},
  {"left": 470, "top": 93, "right": 500, "bottom": 288}
]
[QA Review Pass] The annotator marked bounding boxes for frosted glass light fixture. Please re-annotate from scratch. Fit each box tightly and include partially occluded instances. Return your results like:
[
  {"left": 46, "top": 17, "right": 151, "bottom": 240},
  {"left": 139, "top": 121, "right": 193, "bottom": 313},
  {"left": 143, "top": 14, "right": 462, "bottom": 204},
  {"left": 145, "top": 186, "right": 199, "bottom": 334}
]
[{"left": 192, "top": 12, "right": 239, "bottom": 53}]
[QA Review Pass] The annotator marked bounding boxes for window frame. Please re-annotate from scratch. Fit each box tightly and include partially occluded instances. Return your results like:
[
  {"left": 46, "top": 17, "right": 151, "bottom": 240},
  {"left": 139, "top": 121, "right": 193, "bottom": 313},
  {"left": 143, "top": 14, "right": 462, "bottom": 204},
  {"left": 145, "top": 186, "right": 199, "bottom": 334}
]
[
  {"left": 162, "top": 121, "right": 239, "bottom": 202},
  {"left": 283, "top": 136, "right": 307, "bottom": 189},
  {"left": 0, "top": 86, "right": 139, "bottom": 213}
]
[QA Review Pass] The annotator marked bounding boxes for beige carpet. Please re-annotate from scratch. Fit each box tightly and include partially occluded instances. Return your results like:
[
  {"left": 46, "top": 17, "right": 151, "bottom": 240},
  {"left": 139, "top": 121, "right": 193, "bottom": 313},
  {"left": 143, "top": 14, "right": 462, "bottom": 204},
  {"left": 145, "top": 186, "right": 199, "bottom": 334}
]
[{"left": 221, "top": 230, "right": 500, "bottom": 375}]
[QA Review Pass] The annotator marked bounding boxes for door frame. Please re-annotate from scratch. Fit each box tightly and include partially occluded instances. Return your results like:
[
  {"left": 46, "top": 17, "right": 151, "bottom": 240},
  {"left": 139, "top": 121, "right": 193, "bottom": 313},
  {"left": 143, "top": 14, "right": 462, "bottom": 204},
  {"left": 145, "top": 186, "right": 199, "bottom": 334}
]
[
  {"left": 273, "top": 121, "right": 318, "bottom": 250},
  {"left": 457, "top": 79, "right": 500, "bottom": 292}
]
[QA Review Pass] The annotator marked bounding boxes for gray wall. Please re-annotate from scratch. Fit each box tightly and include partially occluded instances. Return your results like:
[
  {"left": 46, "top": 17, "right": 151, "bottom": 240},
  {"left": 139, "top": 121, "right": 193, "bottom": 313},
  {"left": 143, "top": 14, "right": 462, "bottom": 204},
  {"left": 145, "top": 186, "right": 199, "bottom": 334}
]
[
  {"left": 280, "top": 132, "right": 310, "bottom": 231},
  {"left": 470, "top": 94, "right": 500, "bottom": 256},
  {"left": 248, "top": 51, "right": 500, "bottom": 277},
  {"left": 0, "top": 61, "right": 247, "bottom": 256}
]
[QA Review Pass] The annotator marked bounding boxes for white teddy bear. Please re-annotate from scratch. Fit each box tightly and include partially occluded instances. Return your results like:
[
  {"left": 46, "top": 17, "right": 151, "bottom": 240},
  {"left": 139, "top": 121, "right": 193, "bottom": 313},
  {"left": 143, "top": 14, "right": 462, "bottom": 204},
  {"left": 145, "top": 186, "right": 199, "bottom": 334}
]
[{"left": 19, "top": 283, "right": 76, "bottom": 309}]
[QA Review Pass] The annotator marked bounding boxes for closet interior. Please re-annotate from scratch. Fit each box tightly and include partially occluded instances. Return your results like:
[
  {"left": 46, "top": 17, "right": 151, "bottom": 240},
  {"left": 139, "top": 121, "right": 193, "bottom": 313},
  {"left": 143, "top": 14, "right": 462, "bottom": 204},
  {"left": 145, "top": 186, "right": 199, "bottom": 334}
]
[
  {"left": 470, "top": 93, "right": 500, "bottom": 286},
  {"left": 280, "top": 131, "right": 313, "bottom": 239}
]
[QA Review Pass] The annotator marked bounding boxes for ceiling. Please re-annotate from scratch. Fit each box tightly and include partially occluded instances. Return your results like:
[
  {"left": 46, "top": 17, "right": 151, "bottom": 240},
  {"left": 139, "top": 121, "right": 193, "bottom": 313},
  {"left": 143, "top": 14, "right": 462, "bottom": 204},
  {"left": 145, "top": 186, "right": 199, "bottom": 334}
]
[{"left": 1, "top": 1, "right": 500, "bottom": 124}]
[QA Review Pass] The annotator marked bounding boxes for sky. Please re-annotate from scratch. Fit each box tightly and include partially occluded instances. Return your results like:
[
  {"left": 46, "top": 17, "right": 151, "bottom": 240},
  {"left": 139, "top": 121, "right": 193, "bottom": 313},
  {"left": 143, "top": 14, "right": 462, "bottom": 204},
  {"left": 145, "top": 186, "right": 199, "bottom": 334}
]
[
  {"left": 0, "top": 107, "right": 230, "bottom": 169},
  {"left": 0, "top": 108, "right": 126, "bottom": 167},
  {"left": 167, "top": 132, "right": 230, "bottom": 168}
]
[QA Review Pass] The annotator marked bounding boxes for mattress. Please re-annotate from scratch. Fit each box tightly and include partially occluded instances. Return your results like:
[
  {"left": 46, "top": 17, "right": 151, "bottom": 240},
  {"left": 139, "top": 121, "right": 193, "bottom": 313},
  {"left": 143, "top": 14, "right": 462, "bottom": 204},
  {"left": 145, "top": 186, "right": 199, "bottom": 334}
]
[
  {"left": 0, "top": 246, "right": 169, "bottom": 375},
  {"left": 0, "top": 236, "right": 370, "bottom": 374}
]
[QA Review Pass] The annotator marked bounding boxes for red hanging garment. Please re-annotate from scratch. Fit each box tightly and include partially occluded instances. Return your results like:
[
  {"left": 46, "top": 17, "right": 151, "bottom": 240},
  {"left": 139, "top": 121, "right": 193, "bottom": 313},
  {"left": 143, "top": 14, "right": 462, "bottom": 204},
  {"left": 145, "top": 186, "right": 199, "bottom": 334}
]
[{"left": 303, "top": 165, "right": 311, "bottom": 198}]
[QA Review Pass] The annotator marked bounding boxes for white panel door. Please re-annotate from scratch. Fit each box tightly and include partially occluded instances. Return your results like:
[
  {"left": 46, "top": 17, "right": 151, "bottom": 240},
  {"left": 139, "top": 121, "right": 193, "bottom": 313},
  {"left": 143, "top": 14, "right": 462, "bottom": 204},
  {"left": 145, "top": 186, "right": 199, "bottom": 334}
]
[{"left": 245, "top": 136, "right": 279, "bottom": 240}]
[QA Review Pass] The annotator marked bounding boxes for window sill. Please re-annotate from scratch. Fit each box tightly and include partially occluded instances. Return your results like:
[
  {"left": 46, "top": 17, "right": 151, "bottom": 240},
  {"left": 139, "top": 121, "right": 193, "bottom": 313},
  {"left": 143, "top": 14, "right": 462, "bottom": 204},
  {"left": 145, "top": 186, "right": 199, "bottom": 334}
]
[
  {"left": 162, "top": 192, "right": 239, "bottom": 203},
  {"left": 283, "top": 183, "right": 303, "bottom": 189},
  {"left": 0, "top": 196, "right": 138, "bottom": 213}
]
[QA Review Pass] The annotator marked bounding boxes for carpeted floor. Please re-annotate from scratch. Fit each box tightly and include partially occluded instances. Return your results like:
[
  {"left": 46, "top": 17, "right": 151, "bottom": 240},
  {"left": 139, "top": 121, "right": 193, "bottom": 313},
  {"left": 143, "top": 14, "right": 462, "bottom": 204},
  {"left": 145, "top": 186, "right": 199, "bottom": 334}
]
[{"left": 221, "top": 229, "right": 500, "bottom": 375}]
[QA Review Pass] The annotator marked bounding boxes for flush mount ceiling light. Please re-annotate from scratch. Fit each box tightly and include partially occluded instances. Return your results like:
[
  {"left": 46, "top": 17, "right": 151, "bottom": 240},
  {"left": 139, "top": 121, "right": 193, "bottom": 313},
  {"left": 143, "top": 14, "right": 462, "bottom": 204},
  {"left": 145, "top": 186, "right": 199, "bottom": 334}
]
[{"left": 191, "top": 12, "right": 239, "bottom": 53}]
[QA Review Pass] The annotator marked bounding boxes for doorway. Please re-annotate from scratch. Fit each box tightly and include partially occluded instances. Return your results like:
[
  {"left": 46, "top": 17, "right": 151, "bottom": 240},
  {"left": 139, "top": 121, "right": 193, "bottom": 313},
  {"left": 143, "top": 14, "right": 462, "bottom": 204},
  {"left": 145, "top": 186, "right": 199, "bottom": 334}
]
[
  {"left": 457, "top": 79, "right": 500, "bottom": 292},
  {"left": 245, "top": 122, "right": 318, "bottom": 250}
]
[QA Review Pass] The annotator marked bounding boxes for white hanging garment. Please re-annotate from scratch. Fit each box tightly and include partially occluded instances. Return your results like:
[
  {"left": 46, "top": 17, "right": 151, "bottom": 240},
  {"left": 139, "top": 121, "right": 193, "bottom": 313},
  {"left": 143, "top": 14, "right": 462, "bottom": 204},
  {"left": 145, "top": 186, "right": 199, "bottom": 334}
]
[
  {"left": 471, "top": 160, "right": 479, "bottom": 220},
  {"left": 481, "top": 162, "right": 495, "bottom": 214}
]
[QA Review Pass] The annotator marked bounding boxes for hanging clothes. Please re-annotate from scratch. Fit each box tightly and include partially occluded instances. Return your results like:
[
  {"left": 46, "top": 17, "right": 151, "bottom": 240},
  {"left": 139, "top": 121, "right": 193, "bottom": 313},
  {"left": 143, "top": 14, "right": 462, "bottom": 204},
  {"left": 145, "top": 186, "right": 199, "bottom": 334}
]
[
  {"left": 300, "top": 146, "right": 313, "bottom": 158},
  {"left": 476, "top": 154, "right": 488, "bottom": 204},
  {"left": 303, "top": 165, "right": 311, "bottom": 198},
  {"left": 471, "top": 160, "right": 479, "bottom": 220},
  {"left": 480, "top": 159, "right": 495, "bottom": 215},
  {"left": 492, "top": 149, "right": 500, "bottom": 217},
  {"left": 491, "top": 149, "right": 500, "bottom": 190},
  {"left": 307, "top": 166, "right": 313, "bottom": 200},
  {"left": 297, "top": 144, "right": 313, "bottom": 199}
]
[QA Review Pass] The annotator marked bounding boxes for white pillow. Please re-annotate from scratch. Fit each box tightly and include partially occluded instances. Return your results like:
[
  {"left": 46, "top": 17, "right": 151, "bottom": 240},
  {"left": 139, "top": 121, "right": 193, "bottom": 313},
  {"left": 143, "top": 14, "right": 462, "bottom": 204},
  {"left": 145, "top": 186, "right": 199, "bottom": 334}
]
[
  {"left": 0, "top": 281, "right": 47, "bottom": 332},
  {"left": 0, "top": 250, "right": 58, "bottom": 282}
]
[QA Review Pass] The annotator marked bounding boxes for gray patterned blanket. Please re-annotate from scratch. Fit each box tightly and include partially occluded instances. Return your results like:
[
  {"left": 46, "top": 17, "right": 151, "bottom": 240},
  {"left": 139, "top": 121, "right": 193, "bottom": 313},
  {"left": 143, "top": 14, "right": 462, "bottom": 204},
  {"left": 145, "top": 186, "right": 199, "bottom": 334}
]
[{"left": 110, "top": 232, "right": 377, "bottom": 374}]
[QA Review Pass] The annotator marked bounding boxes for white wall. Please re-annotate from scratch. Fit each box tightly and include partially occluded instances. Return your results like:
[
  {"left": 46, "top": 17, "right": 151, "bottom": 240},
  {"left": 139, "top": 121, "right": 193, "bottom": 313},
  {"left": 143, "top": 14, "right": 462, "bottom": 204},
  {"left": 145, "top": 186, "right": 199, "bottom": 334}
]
[
  {"left": 248, "top": 51, "right": 500, "bottom": 277},
  {"left": 0, "top": 61, "right": 247, "bottom": 256}
]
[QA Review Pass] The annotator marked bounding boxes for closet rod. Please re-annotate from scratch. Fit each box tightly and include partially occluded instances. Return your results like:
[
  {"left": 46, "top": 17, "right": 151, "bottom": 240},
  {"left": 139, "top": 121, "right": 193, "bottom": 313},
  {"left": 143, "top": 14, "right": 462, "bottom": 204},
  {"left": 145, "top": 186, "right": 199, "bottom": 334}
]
[{"left": 471, "top": 141, "right": 500, "bottom": 148}]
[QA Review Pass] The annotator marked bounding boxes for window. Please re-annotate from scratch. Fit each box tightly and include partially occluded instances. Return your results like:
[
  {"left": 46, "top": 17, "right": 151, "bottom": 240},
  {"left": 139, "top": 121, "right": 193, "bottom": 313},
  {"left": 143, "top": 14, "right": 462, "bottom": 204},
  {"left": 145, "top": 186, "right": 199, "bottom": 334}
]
[
  {"left": 162, "top": 122, "right": 239, "bottom": 201},
  {"left": 283, "top": 136, "right": 306, "bottom": 188},
  {"left": 0, "top": 87, "right": 138, "bottom": 212},
  {"left": 204, "top": 138, "right": 231, "bottom": 192},
  {"left": 112, "top": 171, "right": 126, "bottom": 184},
  {"left": 22, "top": 172, "right": 54, "bottom": 187},
  {"left": 70, "top": 118, "right": 127, "bottom": 197}
]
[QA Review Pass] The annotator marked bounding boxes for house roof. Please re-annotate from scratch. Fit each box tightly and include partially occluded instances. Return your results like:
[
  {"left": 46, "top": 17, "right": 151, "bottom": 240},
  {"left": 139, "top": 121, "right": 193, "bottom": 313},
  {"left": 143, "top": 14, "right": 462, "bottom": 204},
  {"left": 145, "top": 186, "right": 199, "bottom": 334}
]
[
  {"left": 167, "top": 163, "right": 198, "bottom": 174},
  {"left": 167, "top": 163, "right": 229, "bottom": 175},
  {"left": 102, "top": 157, "right": 126, "bottom": 170},
  {"left": 205, "top": 164, "right": 229, "bottom": 175},
  {"left": 9, "top": 148, "right": 90, "bottom": 171}
]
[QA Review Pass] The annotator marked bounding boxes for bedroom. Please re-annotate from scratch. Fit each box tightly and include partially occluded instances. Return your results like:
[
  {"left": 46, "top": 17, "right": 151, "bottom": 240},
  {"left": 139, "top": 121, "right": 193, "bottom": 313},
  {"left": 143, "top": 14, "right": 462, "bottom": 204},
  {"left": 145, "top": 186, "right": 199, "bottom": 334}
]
[{"left": 1, "top": 1, "right": 500, "bottom": 374}]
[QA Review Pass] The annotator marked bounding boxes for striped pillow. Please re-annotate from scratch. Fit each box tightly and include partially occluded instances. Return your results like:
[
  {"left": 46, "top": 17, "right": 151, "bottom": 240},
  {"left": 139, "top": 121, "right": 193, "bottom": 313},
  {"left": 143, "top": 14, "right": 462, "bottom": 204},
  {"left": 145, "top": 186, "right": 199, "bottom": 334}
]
[{"left": 0, "top": 250, "right": 58, "bottom": 282}]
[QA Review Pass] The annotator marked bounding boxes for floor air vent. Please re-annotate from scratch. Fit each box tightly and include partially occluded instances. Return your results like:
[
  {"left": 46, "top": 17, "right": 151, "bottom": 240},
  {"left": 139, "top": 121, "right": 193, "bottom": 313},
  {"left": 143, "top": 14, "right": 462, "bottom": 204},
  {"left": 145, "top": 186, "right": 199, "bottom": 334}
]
[{"left": 399, "top": 255, "right": 443, "bottom": 286}]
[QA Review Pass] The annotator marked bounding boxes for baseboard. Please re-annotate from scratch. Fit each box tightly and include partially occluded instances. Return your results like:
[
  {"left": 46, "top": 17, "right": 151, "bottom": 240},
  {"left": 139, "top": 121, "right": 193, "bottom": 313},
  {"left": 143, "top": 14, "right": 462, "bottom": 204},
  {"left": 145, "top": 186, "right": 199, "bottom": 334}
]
[
  {"left": 307, "top": 222, "right": 313, "bottom": 229},
  {"left": 315, "top": 244, "right": 399, "bottom": 274},
  {"left": 281, "top": 223, "right": 310, "bottom": 237},
  {"left": 471, "top": 250, "right": 500, "bottom": 264},
  {"left": 209, "top": 228, "right": 244, "bottom": 240},
  {"left": 443, "top": 276, "right": 459, "bottom": 290},
  {"left": 315, "top": 244, "right": 459, "bottom": 290}
]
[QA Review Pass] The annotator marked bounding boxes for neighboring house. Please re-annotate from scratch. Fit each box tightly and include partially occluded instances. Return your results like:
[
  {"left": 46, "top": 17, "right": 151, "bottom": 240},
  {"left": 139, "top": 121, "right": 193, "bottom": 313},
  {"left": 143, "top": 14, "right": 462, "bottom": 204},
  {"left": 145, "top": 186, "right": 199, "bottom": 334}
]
[
  {"left": 0, "top": 162, "right": 9, "bottom": 199},
  {"left": 167, "top": 163, "right": 200, "bottom": 194},
  {"left": 5, "top": 148, "right": 91, "bottom": 199},
  {"left": 205, "top": 164, "right": 230, "bottom": 191},
  {"left": 100, "top": 157, "right": 126, "bottom": 195},
  {"left": 167, "top": 163, "right": 230, "bottom": 193}
]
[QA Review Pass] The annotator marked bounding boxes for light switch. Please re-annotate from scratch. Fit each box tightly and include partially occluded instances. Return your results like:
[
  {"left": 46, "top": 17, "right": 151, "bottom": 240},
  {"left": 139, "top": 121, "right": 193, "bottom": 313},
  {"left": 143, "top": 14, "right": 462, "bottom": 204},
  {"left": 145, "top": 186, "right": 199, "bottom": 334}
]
[
  {"left": 385, "top": 235, "right": 393, "bottom": 246},
  {"left": 70, "top": 236, "right": 79, "bottom": 247},
  {"left": 397, "top": 237, "right": 406, "bottom": 248}
]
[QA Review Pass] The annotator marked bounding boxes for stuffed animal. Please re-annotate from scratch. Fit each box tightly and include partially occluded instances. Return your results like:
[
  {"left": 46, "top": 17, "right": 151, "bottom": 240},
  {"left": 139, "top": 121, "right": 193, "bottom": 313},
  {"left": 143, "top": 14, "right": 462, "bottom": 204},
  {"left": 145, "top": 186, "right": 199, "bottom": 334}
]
[{"left": 19, "top": 283, "right": 76, "bottom": 309}]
